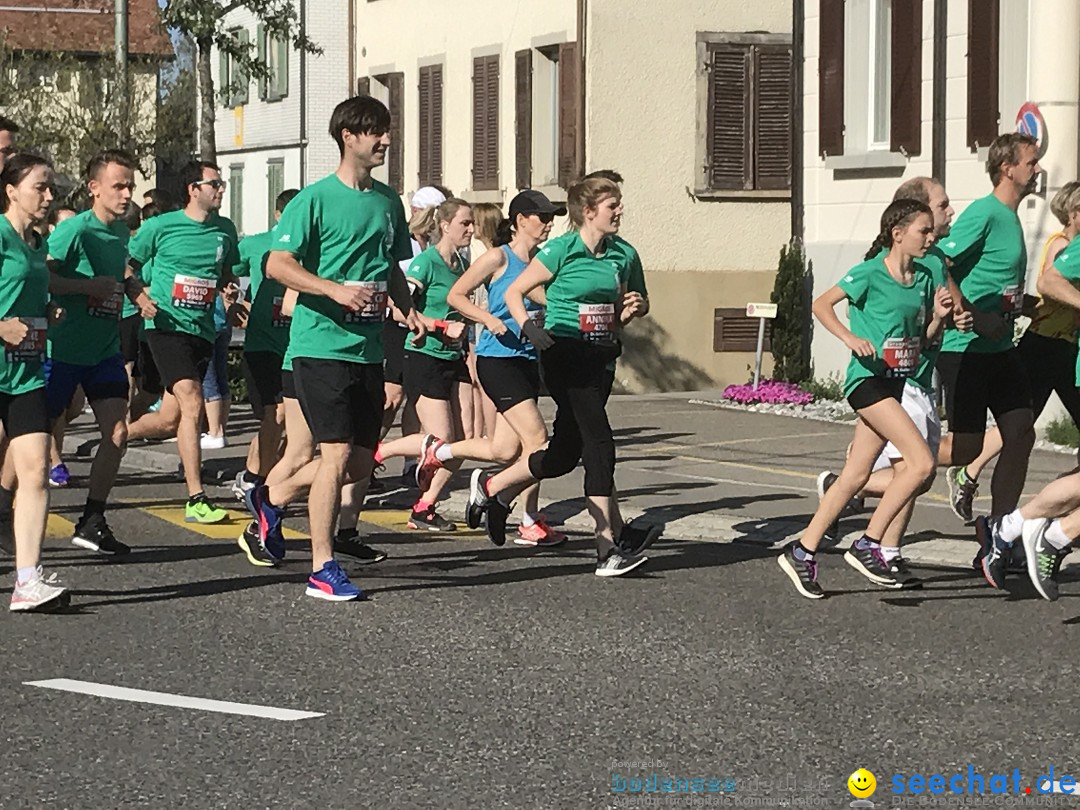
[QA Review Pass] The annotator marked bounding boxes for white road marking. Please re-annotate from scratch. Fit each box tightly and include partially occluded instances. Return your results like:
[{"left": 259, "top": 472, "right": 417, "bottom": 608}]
[{"left": 25, "top": 679, "right": 324, "bottom": 721}]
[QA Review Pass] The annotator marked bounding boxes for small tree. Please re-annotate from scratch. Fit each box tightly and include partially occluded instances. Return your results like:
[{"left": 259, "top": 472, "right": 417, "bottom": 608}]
[
  {"left": 160, "top": 1, "right": 320, "bottom": 162},
  {"left": 770, "top": 239, "right": 813, "bottom": 383}
]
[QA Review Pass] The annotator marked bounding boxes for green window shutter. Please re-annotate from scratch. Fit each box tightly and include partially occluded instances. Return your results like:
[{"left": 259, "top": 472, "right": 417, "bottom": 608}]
[
  {"left": 277, "top": 36, "right": 289, "bottom": 98},
  {"left": 236, "top": 29, "right": 250, "bottom": 105},
  {"left": 257, "top": 24, "right": 267, "bottom": 100}
]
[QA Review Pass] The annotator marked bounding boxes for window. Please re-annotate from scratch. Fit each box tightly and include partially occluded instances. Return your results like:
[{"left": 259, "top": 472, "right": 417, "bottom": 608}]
[
  {"left": 472, "top": 55, "right": 500, "bottom": 191},
  {"left": 698, "top": 33, "right": 792, "bottom": 192},
  {"left": 219, "top": 28, "right": 250, "bottom": 108},
  {"left": 257, "top": 24, "right": 289, "bottom": 101},
  {"left": 375, "top": 72, "right": 404, "bottom": 193},
  {"left": 230, "top": 164, "right": 244, "bottom": 229},
  {"left": 869, "top": 0, "right": 892, "bottom": 148},
  {"left": 267, "top": 160, "right": 283, "bottom": 230},
  {"left": 516, "top": 43, "right": 579, "bottom": 190},
  {"left": 530, "top": 47, "right": 560, "bottom": 187},
  {"left": 418, "top": 64, "right": 444, "bottom": 187},
  {"left": 968, "top": 0, "right": 1003, "bottom": 149}
]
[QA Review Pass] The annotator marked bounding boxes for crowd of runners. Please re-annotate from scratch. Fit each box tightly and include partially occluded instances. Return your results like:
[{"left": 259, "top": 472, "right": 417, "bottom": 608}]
[{"left": 1, "top": 97, "right": 1078, "bottom": 612}]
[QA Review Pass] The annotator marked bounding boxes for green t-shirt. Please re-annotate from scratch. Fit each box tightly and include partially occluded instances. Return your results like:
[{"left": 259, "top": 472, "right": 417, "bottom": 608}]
[
  {"left": 235, "top": 230, "right": 288, "bottom": 356},
  {"left": 46, "top": 210, "right": 130, "bottom": 366},
  {"left": 404, "top": 246, "right": 467, "bottom": 361},
  {"left": 939, "top": 194, "right": 1027, "bottom": 354},
  {"left": 609, "top": 235, "right": 647, "bottom": 297},
  {"left": 129, "top": 209, "right": 240, "bottom": 343},
  {"left": 536, "top": 231, "right": 630, "bottom": 342},
  {"left": 838, "top": 256, "right": 936, "bottom": 399},
  {"left": 276, "top": 174, "right": 411, "bottom": 366},
  {"left": 0, "top": 218, "right": 49, "bottom": 395}
]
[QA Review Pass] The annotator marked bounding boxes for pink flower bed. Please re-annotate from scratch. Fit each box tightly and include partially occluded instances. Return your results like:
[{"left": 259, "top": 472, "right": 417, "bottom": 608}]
[{"left": 722, "top": 379, "right": 814, "bottom": 406}]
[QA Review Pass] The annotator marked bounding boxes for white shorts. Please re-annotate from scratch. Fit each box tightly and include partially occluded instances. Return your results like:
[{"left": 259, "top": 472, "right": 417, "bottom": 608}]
[{"left": 871, "top": 382, "right": 941, "bottom": 473}]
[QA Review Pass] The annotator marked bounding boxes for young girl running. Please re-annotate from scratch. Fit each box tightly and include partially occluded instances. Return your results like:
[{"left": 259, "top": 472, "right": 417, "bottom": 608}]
[
  {"left": 778, "top": 199, "right": 952, "bottom": 599},
  {"left": 1, "top": 154, "right": 68, "bottom": 610}
]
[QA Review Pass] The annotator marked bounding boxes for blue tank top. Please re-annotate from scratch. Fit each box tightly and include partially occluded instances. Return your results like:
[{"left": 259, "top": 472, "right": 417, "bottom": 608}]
[{"left": 474, "top": 245, "right": 544, "bottom": 360}]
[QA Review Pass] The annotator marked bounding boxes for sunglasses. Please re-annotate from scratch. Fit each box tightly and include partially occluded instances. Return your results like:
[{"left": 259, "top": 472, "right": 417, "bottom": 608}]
[
  {"left": 533, "top": 212, "right": 556, "bottom": 224},
  {"left": 193, "top": 179, "right": 227, "bottom": 190}
]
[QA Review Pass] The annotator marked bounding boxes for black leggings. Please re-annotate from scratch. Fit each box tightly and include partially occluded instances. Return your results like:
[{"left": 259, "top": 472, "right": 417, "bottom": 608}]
[
  {"left": 1018, "top": 331, "right": 1080, "bottom": 423},
  {"left": 527, "top": 338, "right": 620, "bottom": 496}
]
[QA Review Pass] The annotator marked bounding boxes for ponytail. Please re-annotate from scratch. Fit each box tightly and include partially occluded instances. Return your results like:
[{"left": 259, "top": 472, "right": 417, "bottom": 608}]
[
  {"left": 492, "top": 217, "right": 513, "bottom": 247},
  {"left": 864, "top": 197, "right": 932, "bottom": 261}
]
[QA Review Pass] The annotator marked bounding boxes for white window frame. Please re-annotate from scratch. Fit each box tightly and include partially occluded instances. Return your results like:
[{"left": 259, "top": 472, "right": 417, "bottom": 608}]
[
  {"left": 844, "top": 0, "right": 892, "bottom": 154},
  {"left": 531, "top": 46, "right": 560, "bottom": 188}
]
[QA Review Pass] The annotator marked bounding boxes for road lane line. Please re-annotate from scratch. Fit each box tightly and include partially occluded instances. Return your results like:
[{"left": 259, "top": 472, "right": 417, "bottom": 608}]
[
  {"left": 25, "top": 678, "right": 324, "bottom": 721},
  {"left": 138, "top": 504, "right": 308, "bottom": 541}
]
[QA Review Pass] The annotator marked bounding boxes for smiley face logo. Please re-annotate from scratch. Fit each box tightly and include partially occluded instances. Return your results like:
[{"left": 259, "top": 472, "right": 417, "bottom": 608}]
[{"left": 848, "top": 769, "right": 876, "bottom": 799}]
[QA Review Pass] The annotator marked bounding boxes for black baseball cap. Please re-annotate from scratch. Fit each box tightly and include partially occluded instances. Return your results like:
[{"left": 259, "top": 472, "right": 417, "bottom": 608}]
[{"left": 508, "top": 189, "right": 567, "bottom": 219}]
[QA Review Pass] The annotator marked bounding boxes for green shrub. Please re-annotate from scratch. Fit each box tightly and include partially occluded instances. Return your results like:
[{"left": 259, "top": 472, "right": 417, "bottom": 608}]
[
  {"left": 1045, "top": 417, "right": 1080, "bottom": 448},
  {"left": 227, "top": 346, "right": 247, "bottom": 403},
  {"left": 770, "top": 239, "right": 813, "bottom": 384},
  {"left": 802, "top": 373, "right": 844, "bottom": 402}
]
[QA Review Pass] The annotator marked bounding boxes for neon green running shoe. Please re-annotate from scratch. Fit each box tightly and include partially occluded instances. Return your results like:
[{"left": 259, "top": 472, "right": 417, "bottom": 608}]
[{"left": 185, "top": 495, "right": 228, "bottom": 524}]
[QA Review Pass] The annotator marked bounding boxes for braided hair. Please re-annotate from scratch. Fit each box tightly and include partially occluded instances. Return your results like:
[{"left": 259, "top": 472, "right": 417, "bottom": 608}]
[{"left": 864, "top": 198, "right": 933, "bottom": 261}]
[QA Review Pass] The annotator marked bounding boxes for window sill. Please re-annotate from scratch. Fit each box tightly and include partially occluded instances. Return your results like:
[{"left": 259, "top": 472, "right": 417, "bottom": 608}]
[
  {"left": 464, "top": 189, "right": 505, "bottom": 204},
  {"left": 692, "top": 189, "right": 791, "bottom": 201},
  {"left": 530, "top": 184, "right": 567, "bottom": 203},
  {"left": 823, "top": 151, "right": 908, "bottom": 170}
]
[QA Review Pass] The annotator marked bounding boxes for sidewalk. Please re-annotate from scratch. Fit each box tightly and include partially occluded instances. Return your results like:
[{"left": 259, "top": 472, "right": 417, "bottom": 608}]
[{"left": 64, "top": 391, "right": 1078, "bottom": 571}]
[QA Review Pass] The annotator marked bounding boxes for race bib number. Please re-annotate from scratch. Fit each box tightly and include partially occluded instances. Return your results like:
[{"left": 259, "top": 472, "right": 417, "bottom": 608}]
[
  {"left": 171, "top": 274, "right": 215, "bottom": 311},
  {"left": 87, "top": 291, "right": 123, "bottom": 320},
  {"left": 1002, "top": 284, "right": 1023, "bottom": 321},
  {"left": 6, "top": 317, "right": 47, "bottom": 363},
  {"left": 578, "top": 303, "right": 616, "bottom": 342},
  {"left": 881, "top": 336, "right": 920, "bottom": 378},
  {"left": 342, "top": 281, "right": 388, "bottom": 324},
  {"left": 270, "top": 296, "right": 291, "bottom": 329}
]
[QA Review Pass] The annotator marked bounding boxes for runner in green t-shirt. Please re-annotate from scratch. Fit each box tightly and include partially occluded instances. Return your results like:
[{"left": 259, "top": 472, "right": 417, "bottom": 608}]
[
  {"left": 229, "top": 188, "right": 299, "bottom": 542},
  {"left": 243, "top": 96, "right": 424, "bottom": 601},
  {"left": 464, "top": 175, "right": 656, "bottom": 578},
  {"left": 780, "top": 198, "right": 951, "bottom": 600},
  {"left": 125, "top": 160, "right": 239, "bottom": 525},
  {"left": 0, "top": 153, "right": 69, "bottom": 612},
  {"left": 45, "top": 150, "right": 151, "bottom": 558}
]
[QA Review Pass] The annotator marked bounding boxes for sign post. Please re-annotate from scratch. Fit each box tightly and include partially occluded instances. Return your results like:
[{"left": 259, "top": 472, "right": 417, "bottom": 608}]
[{"left": 746, "top": 302, "right": 778, "bottom": 390}]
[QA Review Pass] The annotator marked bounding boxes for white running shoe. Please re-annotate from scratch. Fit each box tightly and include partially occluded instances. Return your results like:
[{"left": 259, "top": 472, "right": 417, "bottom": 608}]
[{"left": 10, "top": 567, "right": 69, "bottom": 612}]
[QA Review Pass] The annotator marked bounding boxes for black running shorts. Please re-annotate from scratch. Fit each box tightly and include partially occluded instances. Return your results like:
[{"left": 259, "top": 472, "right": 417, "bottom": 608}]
[
  {"left": 281, "top": 369, "right": 295, "bottom": 400},
  {"left": 402, "top": 351, "right": 470, "bottom": 402},
  {"left": 0, "top": 387, "right": 49, "bottom": 438},
  {"left": 292, "top": 357, "right": 384, "bottom": 447},
  {"left": 242, "top": 350, "right": 285, "bottom": 416},
  {"left": 476, "top": 355, "right": 540, "bottom": 413},
  {"left": 937, "top": 349, "right": 1033, "bottom": 433},
  {"left": 119, "top": 314, "right": 141, "bottom": 366},
  {"left": 146, "top": 330, "right": 214, "bottom": 394},
  {"left": 846, "top": 376, "right": 906, "bottom": 411},
  {"left": 383, "top": 321, "right": 407, "bottom": 386}
]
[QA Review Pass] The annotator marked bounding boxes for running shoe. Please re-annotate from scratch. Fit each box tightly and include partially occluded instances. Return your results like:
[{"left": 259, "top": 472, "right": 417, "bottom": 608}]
[
  {"left": 618, "top": 521, "right": 663, "bottom": 556},
  {"left": 975, "top": 515, "right": 1009, "bottom": 589},
  {"left": 185, "top": 495, "right": 228, "bottom": 525},
  {"left": 515, "top": 517, "right": 568, "bottom": 547},
  {"left": 237, "top": 521, "right": 278, "bottom": 567},
  {"left": 306, "top": 560, "right": 364, "bottom": 602},
  {"left": 334, "top": 529, "right": 387, "bottom": 564},
  {"left": 231, "top": 471, "right": 256, "bottom": 502},
  {"left": 416, "top": 434, "right": 445, "bottom": 491},
  {"left": 408, "top": 505, "right": 457, "bottom": 532},
  {"left": 251, "top": 485, "right": 286, "bottom": 561},
  {"left": 1022, "top": 518, "right": 1066, "bottom": 602},
  {"left": 200, "top": 433, "right": 227, "bottom": 450},
  {"left": 843, "top": 542, "right": 895, "bottom": 586},
  {"left": 10, "top": 567, "right": 69, "bottom": 612},
  {"left": 484, "top": 496, "right": 510, "bottom": 546},
  {"left": 71, "top": 513, "right": 130, "bottom": 555},
  {"left": 886, "top": 555, "right": 923, "bottom": 590},
  {"left": 594, "top": 547, "right": 648, "bottom": 577},
  {"left": 947, "top": 466, "right": 979, "bottom": 524},
  {"left": 777, "top": 542, "right": 825, "bottom": 600},
  {"left": 48, "top": 463, "right": 71, "bottom": 488},
  {"left": 466, "top": 469, "right": 491, "bottom": 529}
]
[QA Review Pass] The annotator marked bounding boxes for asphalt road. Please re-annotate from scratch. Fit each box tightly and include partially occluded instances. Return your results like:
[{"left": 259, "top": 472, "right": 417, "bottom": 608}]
[{"left": 2, "top": 397, "right": 1080, "bottom": 809}]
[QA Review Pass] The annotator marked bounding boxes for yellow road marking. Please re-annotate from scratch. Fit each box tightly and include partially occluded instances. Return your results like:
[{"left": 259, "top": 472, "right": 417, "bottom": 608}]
[
  {"left": 47, "top": 513, "right": 75, "bottom": 539},
  {"left": 361, "top": 507, "right": 486, "bottom": 539},
  {"left": 139, "top": 505, "right": 308, "bottom": 541}
]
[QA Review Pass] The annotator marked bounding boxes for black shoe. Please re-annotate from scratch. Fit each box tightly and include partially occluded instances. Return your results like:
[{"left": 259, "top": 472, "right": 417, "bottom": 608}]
[
  {"left": 0, "top": 509, "right": 12, "bottom": 557},
  {"left": 484, "top": 496, "right": 509, "bottom": 546},
  {"left": 466, "top": 469, "right": 490, "bottom": 530},
  {"left": 72, "top": 513, "right": 130, "bottom": 555},
  {"left": 777, "top": 542, "right": 824, "bottom": 599},
  {"left": 408, "top": 506, "right": 457, "bottom": 532},
  {"left": 975, "top": 516, "right": 1009, "bottom": 589},
  {"left": 618, "top": 521, "right": 662, "bottom": 556},
  {"left": 947, "top": 466, "right": 979, "bottom": 524},
  {"left": 334, "top": 529, "right": 387, "bottom": 564},
  {"left": 237, "top": 521, "right": 279, "bottom": 567},
  {"left": 1022, "top": 518, "right": 1066, "bottom": 602},
  {"left": 595, "top": 547, "right": 648, "bottom": 577},
  {"left": 886, "top": 555, "right": 923, "bottom": 590},
  {"left": 843, "top": 543, "right": 895, "bottom": 586}
]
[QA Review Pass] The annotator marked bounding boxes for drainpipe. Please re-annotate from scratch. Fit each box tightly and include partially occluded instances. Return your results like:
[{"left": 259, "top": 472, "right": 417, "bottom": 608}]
[
  {"left": 577, "top": 0, "right": 586, "bottom": 178},
  {"left": 299, "top": 0, "right": 307, "bottom": 185},
  {"left": 931, "top": 0, "right": 947, "bottom": 184},
  {"left": 791, "top": 0, "right": 804, "bottom": 240}
]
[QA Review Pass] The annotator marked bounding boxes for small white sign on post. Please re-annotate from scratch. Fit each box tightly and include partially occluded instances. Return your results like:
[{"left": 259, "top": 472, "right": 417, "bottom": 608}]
[{"left": 746, "top": 302, "right": 777, "bottom": 389}]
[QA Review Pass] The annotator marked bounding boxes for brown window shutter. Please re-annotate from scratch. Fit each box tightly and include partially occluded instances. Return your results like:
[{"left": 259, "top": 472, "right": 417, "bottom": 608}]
[
  {"left": 418, "top": 67, "right": 432, "bottom": 186},
  {"left": 387, "top": 72, "right": 404, "bottom": 193},
  {"left": 356, "top": 76, "right": 371, "bottom": 96},
  {"left": 707, "top": 44, "right": 752, "bottom": 191},
  {"left": 471, "top": 56, "right": 499, "bottom": 191},
  {"left": 890, "top": 0, "right": 922, "bottom": 155},
  {"left": 431, "top": 64, "right": 444, "bottom": 185},
  {"left": 967, "top": 0, "right": 999, "bottom": 149},
  {"left": 485, "top": 56, "right": 499, "bottom": 189},
  {"left": 753, "top": 44, "right": 793, "bottom": 190},
  {"left": 515, "top": 49, "right": 533, "bottom": 190},
  {"left": 713, "top": 308, "right": 770, "bottom": 352},
  {"left": 557, "top": 41, "right": 580, "bottom": 188},
  {"left": 818, "top": 0, "right": 845, "bottom": 158}
]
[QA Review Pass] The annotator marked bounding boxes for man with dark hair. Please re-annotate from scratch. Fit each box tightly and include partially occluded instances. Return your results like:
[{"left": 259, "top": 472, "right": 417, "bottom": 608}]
[
  {"left": 247, "top": 95, "right": 424, "bottom": 600},
  {"left": 935, "top": 132, "right": 1041, "bottom": 588},
  {"left": 0, "top": 116, "right": 19, "bottom": 171},
  {"left": 142, "top": 188, "right": 175, "bottom": 212},
  {"left": 127, "top": 160, "right": 240, "bottom": 524},
  {"left": 45, "top": 150, "right": 153, "bottom": 554},
  {"left": 583, "top": 169, "right": 625, "bottom": 185}
]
